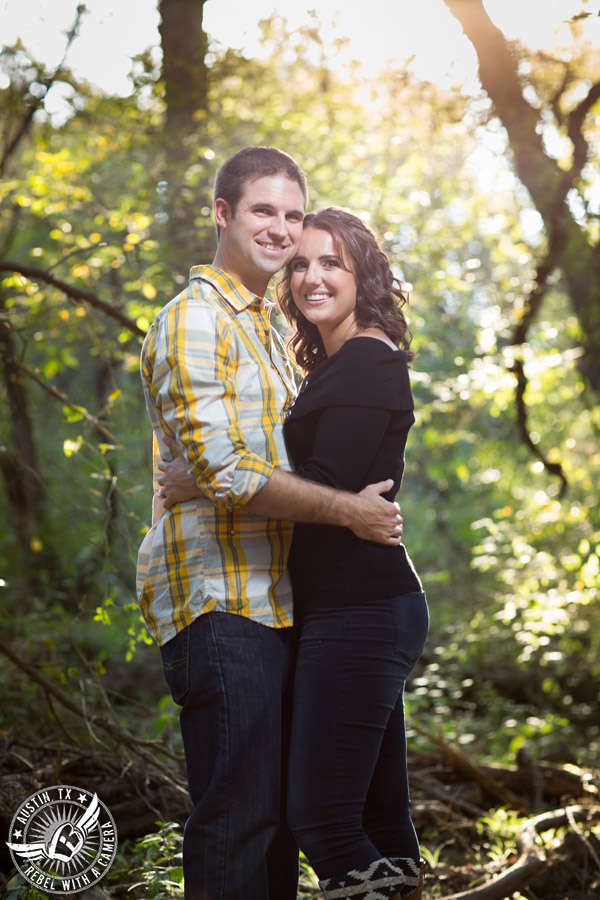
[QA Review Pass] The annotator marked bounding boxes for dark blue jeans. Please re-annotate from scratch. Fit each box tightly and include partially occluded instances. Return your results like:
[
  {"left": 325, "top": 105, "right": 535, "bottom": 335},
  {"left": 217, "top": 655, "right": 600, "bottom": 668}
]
[
  {"left": 160, "top": 612, "right": 298, "bottom": 900},
  {"left": 287, "top": 592, "right": 429, "bottom": 880}
]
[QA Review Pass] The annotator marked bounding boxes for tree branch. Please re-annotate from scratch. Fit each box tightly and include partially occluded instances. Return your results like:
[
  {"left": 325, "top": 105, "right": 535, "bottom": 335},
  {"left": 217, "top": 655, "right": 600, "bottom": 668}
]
[
  {"left": 0, "top": 638, "right": 185, "bottom": 774},
  {"left": 567, "top": 79, "right": 600, "bottom": 182},
  {"left": 511, "top": 254, "right": 555, "bottom": 347},
  {"left": 509, "top": 357, "right": 568, "bottom": 498},
  {"left": 506, "top": 246, "right": 568, "bottom": 495},
  {"left": 8, "top": 356, "right": 118, "bottom": 443},
  {"left": 412, "top": 723, "right": 526, "bottom": 811},
  {"left": 0, "top": 259, "right": 146, "bottom": 336},
  {"left": 445, "top": 0, "right": 600, "bottom": 399},
  {"left": 444, "top": 0, "right": 567, "bottom": 215},
  {"left": 544, "top": 56, "right": 570, "bottom": 128},
  {"left": 438, "top": 805, "right": 600, "bottom": 900}
]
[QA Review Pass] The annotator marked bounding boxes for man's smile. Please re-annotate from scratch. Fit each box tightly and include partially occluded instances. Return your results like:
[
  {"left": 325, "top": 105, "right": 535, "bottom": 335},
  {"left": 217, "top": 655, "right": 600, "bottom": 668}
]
[{"left": 257, "top": 241, "right": 288, "bottom": 252}]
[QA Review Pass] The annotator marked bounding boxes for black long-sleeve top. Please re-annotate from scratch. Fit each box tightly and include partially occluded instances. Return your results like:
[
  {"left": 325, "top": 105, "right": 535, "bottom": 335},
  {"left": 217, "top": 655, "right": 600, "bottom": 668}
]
[{"left": 283, "top": 336, "right": 422, "bottom": 615}]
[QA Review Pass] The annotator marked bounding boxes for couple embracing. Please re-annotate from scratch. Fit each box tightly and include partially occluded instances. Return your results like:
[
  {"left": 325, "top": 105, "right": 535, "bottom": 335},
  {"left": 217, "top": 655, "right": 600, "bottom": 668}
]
[{"left": 137, "top": 146, "right": 429, "bottom": 900}]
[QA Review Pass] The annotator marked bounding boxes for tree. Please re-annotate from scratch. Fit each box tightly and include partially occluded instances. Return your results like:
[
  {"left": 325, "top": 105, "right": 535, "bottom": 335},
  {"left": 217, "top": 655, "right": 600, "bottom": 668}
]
[
  {"left": 444, "top": 0, "right": 600, "bottom": 400},
  {"left": 158, "top": 0, "right": 211, "bottom": 273},
  {"left": 0, "top": 13, "right": 88, "bottom": 592}
]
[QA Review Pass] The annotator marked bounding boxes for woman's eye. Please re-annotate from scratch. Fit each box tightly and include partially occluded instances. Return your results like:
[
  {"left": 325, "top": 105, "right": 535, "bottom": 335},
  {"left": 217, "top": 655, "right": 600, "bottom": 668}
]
[{"left": 291, "top": 261, "right": 307, "bottom": 271}]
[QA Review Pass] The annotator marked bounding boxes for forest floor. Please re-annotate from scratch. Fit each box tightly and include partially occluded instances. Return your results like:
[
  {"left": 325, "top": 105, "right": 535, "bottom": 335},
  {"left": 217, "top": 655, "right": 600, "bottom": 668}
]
[{"left": 1, "top": 729, "right": 598, "bottom": 900}]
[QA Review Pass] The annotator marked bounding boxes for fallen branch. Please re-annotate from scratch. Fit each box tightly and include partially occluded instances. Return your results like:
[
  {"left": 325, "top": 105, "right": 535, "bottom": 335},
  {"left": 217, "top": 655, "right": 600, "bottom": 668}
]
[
  {"left": 0, "top": 639, "right": 183, "bottom": 775},
  {"left": 410, "top": 771, "right": 488, "bottom": 819},
  {"left": 437, "top": 805, "right": 600, "bottom": 900},
  {"left": 565, "top": 804, "right": 600, "bottom": 872},
  {"left": 0, "top": 744, "right": 191, "bottom": 841},
  {"left": 412, "top": 724, "right": 526, "bottom": 811}
]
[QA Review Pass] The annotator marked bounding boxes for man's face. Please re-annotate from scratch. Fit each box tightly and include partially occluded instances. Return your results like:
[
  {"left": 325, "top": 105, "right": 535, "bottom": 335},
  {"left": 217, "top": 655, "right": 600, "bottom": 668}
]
[{"left": 214, "top": 174, "right": 306, "bottom": 296}]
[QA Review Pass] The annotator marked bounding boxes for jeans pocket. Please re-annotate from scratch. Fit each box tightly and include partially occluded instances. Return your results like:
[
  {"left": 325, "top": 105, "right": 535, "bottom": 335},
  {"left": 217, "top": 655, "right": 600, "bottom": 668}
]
[
  {"left": 392, "top": 591, "right": 429, "bottom": 674},
  {"left": 159, "top": 625, "right": 190, "bottom": 705}
]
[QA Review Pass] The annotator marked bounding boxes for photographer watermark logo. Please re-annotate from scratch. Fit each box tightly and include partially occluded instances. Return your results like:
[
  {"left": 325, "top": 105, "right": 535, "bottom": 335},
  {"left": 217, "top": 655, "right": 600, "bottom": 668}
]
[{"left": 6, "top": 785, "right": 117, "bottom": 894}]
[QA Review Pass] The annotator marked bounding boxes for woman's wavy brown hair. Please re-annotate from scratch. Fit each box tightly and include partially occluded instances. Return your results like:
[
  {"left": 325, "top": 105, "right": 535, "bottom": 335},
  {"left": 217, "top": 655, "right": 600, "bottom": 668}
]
[{"left": 276, "top": 207, "right": 414, "bottom": 373}]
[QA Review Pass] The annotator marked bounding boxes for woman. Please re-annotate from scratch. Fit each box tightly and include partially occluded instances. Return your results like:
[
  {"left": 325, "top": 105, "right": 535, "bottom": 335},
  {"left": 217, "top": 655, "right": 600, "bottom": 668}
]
[{"left": 278, "top": 208, "right": 428, "bottom": 900}]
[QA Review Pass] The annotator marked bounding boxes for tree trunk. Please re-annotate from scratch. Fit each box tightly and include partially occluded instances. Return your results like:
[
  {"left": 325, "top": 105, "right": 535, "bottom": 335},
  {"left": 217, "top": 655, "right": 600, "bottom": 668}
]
[
  {"left": 0, "top": 295, "right": 62, "bottom": 593},
  {"left": 159, "top": 0, "right": 209, "bottom": 135},
  {"left": 158, "top": 0, "right": 211, "bottom": 273}
]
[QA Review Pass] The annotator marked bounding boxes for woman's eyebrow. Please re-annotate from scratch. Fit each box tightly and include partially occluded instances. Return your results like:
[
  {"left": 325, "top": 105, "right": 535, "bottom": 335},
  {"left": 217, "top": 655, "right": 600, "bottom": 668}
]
[{"left": 292, "top": 253, "right": 342, "bottom": 263}]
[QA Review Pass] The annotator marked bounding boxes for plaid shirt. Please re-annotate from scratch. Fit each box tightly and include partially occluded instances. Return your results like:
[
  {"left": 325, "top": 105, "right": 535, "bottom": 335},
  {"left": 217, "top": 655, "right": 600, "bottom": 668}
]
[{"left": 136, "top": 266, "right": 297, "bottom": 646}]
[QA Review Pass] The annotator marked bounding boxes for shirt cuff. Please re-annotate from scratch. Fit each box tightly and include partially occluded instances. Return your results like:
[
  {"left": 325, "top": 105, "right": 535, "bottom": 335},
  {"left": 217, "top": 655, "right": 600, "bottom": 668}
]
[{"left": 192, "top": 455, "right": 275, "bottom": 508}]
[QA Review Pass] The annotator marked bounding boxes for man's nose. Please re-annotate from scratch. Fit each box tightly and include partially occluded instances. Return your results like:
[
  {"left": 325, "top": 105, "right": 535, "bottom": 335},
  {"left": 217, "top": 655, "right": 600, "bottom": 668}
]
[{"left": 267, "top": 213, "right": 287, "bottom": 237}]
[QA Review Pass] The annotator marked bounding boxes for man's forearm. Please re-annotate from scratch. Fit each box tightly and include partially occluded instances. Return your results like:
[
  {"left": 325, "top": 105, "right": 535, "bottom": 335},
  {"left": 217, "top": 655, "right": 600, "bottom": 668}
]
[
  {"left": 244, "top": 467, "right": 354, "bottom": 527},
  {"left": 244, "top": 468, "right": 401, "bottom": 545}
]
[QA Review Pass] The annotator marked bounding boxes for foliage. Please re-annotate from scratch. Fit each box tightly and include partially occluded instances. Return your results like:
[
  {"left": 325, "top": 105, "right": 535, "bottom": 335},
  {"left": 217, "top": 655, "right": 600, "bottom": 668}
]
[
  {"left": 3, "top": 873, "right": 49, "bottom": 900},
  {"left": 108, "top": 821, "right": 184, "bottom": 898}
]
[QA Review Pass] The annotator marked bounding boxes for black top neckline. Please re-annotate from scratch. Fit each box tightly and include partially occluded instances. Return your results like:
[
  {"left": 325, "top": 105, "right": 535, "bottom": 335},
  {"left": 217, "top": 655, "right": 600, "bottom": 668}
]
[
  {"left": 335, "top": 334, "right": 400, "bottom": 354},
  {"left": 288, "top": 335, "right": 414, "bottom": 420}
]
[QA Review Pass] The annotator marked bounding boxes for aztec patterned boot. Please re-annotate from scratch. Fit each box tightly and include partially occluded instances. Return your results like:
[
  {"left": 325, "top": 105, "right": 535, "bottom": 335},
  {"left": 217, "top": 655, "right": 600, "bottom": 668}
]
[
  {"left": 318, "top": 856, "right": 424, "bottom": 900},
  {"left": 388, "top": 857, "right": 425, "bottom": 900}
]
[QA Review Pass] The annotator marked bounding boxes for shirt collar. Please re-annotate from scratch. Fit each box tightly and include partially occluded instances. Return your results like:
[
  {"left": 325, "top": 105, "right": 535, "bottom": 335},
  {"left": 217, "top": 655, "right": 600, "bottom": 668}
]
[{"left": 189, "top": 264, "right": 266, "bottom": 312}]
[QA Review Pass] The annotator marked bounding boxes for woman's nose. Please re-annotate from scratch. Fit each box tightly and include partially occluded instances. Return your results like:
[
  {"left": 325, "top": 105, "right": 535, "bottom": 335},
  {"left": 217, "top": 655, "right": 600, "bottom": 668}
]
[{"left": 304, "top": 262, "right": 321, "bottom": 284}]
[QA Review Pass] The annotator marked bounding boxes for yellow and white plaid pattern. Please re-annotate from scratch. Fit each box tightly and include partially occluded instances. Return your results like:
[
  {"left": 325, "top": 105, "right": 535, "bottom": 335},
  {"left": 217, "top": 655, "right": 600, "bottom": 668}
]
[{"left": 136, "top": 266, "right": 297, "bottom": 645}]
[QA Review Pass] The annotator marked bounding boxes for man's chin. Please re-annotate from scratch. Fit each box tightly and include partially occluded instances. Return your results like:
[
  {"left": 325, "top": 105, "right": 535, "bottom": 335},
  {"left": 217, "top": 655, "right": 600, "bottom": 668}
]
[{"left": 258, "top": 254, "right": 291, "bottom": 275}]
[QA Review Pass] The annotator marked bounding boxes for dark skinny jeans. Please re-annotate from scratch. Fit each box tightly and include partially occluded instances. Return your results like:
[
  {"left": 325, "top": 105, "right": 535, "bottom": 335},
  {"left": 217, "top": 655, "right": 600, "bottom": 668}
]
[{"left": 287, "top": 592, "right": 429, "bottom": 880}]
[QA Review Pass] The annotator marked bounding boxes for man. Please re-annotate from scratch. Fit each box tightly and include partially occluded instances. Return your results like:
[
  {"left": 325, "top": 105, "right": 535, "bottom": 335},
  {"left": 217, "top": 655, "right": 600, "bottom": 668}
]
[{"left": 137, "top": 147, "right": 403, "bottom": 900}]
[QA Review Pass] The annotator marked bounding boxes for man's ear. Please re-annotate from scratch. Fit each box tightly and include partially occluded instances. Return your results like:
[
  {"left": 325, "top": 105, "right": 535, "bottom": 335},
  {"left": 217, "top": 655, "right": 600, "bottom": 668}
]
[{"left": 214, "top": 198, "right": 231, "bottom": 231}]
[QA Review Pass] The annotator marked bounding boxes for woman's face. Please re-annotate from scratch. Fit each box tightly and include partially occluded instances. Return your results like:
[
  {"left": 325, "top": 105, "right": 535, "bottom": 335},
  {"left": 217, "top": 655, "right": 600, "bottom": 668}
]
[{"left": 289, "top": 226, "right": 358, "bottom": 352}]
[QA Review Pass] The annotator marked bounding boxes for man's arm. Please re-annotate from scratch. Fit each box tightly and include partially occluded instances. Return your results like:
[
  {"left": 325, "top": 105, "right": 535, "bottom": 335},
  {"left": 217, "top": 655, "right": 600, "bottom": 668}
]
[
  {"left": 157, "top": 437, "right": 403, "bottom": 546},
  {"left": 146, "top": 297, "right": 282, "bottom": 510},
  {"left": 244, "top": 467, "right": 402, "bottom": 545}
]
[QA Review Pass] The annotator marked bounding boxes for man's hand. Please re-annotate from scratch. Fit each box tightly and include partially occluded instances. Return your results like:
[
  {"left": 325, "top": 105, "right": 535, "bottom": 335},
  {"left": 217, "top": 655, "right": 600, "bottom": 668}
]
[
  {"left": 350, "top": 480, "right": 404, "bottom": 545},
  {"left": 157, "top": 434, "right": 204, "bottom": 509}
]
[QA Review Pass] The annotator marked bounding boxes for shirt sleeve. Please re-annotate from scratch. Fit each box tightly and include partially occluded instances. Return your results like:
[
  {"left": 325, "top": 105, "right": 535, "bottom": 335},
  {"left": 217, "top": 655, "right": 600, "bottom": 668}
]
[
  {"left": 142, "top": 298, "right": 274, "bottom": 508},
  {"left": 293, "top": 405, "right": 393, "bottom": 492}
]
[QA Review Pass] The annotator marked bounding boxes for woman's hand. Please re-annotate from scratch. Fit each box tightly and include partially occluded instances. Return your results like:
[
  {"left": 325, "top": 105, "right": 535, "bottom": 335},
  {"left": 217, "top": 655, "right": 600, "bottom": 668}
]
[{"left": 157, "top": 434, "right": 204, "bottom": 509}]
